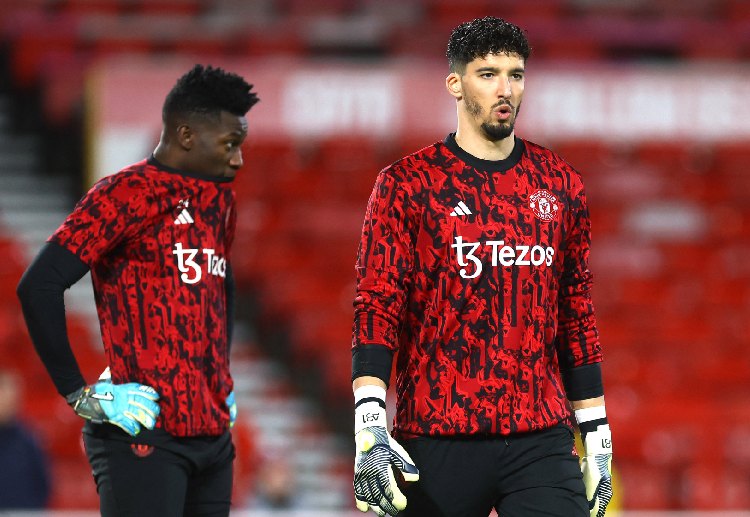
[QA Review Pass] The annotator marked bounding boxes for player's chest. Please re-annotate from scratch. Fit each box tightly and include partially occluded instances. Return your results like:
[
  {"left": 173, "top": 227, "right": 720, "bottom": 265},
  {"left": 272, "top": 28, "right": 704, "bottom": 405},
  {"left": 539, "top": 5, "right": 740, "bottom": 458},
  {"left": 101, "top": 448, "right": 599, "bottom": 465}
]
[
  {"left": 145, "top": 189, "right": 233, "bottom": 251},
  {"left": 421, "top": 170, "right": 566, "bottom": 247}
]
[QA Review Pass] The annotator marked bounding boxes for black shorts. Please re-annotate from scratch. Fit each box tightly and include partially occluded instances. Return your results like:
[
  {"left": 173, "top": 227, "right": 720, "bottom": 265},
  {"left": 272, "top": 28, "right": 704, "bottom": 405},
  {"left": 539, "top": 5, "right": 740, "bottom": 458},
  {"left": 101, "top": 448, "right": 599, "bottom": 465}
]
[
  {"left": 398, "top": 424, "right": 587, "bottom": 517},
  {"left": 82, "top": 422, "right": 235, "bottom": 517}
]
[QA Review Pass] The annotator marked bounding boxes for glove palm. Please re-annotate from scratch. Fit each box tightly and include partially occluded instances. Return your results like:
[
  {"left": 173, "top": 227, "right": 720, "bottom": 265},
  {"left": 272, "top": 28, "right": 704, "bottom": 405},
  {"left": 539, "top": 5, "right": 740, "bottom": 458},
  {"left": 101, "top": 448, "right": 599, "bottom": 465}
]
[{"left": 67, "top": 381, "right": 160, "bottom": 436}]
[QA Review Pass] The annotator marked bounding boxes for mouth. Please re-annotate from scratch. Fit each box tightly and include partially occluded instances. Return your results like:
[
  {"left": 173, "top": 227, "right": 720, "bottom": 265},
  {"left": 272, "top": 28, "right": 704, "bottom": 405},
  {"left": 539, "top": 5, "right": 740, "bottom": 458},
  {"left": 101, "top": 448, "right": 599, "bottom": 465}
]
[{"left": 494, "top": 103, "right": 513, "bottom": 120}]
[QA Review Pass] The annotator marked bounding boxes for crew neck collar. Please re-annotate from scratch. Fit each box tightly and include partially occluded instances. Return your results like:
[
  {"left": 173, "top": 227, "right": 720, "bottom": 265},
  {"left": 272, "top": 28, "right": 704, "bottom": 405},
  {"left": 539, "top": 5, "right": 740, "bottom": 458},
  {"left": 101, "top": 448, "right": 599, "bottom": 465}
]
[
  {"left": 148, "top": 155, "right": 235, "bottom": 183},
  {"left": 444, "top": 133, "right": 525, "bottom": 173}
]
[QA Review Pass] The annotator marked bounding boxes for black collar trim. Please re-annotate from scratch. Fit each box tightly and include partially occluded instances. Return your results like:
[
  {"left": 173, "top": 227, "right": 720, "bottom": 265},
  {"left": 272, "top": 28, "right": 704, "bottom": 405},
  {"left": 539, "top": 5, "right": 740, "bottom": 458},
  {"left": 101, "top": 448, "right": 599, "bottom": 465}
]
[
  {"left": 147, "top": 156, "right": 235, "bottom": 183},
  {"left": 444, "top": 133, "right": 525, "bottom": 172}
]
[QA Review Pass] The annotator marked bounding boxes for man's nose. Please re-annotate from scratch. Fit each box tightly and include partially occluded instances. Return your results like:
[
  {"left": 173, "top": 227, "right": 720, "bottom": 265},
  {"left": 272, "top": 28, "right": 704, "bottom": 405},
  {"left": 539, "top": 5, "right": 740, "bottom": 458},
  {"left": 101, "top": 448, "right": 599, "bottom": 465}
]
[
  {"left": 498, "top": 77, "right": 511, "bottom": 98},
  {"left": 230, "top": 149, "right": 243, "bottom": 168}
]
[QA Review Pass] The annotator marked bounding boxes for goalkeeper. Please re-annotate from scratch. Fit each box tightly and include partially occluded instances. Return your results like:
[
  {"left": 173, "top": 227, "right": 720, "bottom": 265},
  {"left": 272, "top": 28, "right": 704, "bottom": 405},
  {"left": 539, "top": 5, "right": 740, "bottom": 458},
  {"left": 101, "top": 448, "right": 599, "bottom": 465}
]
[
  {"left": 351, "top": 16, "right": 612, "bottom": 517},
  {"left": 17, "top": 65, "right": 258, "bottom": 517}
]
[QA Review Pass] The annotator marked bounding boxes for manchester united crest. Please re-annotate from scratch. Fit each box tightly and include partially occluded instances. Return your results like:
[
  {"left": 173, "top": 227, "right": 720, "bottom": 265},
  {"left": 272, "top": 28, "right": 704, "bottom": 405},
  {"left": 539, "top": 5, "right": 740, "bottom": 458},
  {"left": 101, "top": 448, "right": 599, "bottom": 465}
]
[{"left": 529, "top": 189, "right": 559, "bottom": 222}]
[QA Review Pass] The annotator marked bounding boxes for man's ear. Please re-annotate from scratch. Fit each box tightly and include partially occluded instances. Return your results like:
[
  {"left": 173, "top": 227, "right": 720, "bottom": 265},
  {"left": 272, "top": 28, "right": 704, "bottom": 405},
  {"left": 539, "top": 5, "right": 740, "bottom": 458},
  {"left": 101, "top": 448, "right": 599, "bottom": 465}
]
[
  {"left": 176, "top": 124, "right": 193, "bottom": 150},
  {"left": 446, "top": 73, "right": 462, "bottom": 99}
]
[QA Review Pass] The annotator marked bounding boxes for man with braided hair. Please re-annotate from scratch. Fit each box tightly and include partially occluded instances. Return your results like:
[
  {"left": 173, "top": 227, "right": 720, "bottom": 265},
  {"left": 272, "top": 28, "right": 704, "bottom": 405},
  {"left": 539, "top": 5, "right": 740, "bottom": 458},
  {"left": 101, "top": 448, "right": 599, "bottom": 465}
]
[
  {"left": 352, "top": 17, "right": 613, "bottom": 516},
  {"left": 18, "top": 64, "right": 258, "bottom": 516}
]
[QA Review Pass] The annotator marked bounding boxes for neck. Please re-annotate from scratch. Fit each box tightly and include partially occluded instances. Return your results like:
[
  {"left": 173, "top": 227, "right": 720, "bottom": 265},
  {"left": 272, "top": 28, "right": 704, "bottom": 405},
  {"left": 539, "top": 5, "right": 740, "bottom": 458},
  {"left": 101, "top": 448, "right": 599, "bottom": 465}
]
[
  {"left": 454, "top": 128, "right": 515, "bottom": 161},
  {"left": 454, "top": 112, "right": 515, "bottom": 160},
  {"left": 152, "top": 141, "right": 181, "bottom": 170}
]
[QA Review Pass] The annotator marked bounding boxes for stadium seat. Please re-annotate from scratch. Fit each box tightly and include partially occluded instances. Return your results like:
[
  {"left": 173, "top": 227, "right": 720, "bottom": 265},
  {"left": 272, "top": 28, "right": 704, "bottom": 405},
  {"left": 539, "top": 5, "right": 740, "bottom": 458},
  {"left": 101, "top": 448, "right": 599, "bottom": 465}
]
[
  {"left": 48, "top": 457, "right": 99, "bottom": 509},
  {"left": 4, "top": 11, "right": 79, "bottom": 88}
]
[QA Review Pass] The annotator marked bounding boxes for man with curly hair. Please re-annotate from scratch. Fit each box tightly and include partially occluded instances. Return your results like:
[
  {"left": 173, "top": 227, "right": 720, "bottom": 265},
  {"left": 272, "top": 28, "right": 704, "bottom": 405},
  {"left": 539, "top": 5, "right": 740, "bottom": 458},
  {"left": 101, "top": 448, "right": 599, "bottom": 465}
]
[
  {"left": 351, "top": 17, "right": 613, "bottom": 516},
  {"left": 18, "top": 64, "right": 259, "bottom": 516}
]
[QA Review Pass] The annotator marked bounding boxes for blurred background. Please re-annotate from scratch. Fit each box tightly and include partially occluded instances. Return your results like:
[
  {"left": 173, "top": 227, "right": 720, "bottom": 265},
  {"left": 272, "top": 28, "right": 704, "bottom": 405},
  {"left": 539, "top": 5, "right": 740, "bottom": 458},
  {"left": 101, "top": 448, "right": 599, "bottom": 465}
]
[{"left": 1, "top": 0, "right": 750, "bottom": 514}]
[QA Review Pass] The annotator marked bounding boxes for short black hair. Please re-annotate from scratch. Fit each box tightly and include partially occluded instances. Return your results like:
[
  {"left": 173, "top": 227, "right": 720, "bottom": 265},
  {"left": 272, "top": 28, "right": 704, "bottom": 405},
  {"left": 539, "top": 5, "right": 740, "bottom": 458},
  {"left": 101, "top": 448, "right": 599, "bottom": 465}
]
[
  {"left": 447, "top": 17, "right": 531, "bottom": 73},
  {"left": 162, "top": 64, "right": 259, "bottom": 122}
]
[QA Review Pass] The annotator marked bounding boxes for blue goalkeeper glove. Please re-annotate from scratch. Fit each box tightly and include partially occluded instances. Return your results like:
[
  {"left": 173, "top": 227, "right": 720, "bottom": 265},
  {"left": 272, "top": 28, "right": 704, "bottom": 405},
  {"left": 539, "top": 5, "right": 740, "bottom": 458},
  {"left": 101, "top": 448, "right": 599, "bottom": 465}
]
[
  {"left": 226, "top": 390, "right": 237, "bottom": 428},
  {"left": 66, "top": 381, "right": 160, "bottom": 437},
  {"left": 353, "top": 386, "right": 419, "bottom": 516}
]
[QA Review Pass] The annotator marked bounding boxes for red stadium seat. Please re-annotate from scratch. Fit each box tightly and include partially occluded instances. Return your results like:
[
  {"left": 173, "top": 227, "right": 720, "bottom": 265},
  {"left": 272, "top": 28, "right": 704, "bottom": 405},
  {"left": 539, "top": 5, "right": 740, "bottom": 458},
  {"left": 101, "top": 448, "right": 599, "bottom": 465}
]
[
  {"left": 4, "top": 11, "right": 79, "bottom": 88},
  {"left": 48, "top": 457, "right": 99, "bottom": 509}
]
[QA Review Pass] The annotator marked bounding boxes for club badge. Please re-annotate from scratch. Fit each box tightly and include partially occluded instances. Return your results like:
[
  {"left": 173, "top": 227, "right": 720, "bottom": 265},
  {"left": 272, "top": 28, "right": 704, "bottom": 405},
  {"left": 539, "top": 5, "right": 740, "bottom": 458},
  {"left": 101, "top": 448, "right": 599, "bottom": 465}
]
[
  {"left": 529, "top": 189, "right": 559, "bottom": 222},
  {"left": 131, "top": 444, "right": 155, "bottom": 458}
]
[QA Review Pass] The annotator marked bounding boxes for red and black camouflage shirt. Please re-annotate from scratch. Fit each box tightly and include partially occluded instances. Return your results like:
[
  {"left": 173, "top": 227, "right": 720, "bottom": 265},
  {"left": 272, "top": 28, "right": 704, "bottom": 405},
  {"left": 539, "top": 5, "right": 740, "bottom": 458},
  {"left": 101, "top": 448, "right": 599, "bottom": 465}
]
[
  {"left": 353, "top": 133, "right": 602, "bottom": 437},
  {"left": 51, "top": 157, "right": 235, "bottom": 437}
]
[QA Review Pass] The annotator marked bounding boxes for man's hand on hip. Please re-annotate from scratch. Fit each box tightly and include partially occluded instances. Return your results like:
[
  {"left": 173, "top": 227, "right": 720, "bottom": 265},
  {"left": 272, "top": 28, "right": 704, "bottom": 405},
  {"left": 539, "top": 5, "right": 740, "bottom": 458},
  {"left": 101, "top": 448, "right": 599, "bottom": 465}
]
[{"left": 66, "top": 381, "right": 160, "bottom": 436}]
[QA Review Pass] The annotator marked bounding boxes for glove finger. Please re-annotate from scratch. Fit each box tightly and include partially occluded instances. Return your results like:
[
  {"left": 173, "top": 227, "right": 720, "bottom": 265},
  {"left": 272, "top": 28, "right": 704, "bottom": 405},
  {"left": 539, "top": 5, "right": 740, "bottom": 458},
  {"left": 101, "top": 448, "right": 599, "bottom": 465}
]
[
  {"left": 388, "top": 439, "right": 420, "bottom": 482},
  {"left": 596, "top": 477, "right": 613, "bottom": 517},
  {"left": 128, "top": 385, "right": 160, "bottom": 401},
  {"left": 125, "top": 408, "right": 156, "bottom": 430},
  {"left": 369, "top": 503, "right": 387, "bottom": 517},
  {"left": 355, "top": 498, "right": 369, "bottom": 513},
  {"left": 131, "top": 399, "right": 161, "bottom": 419},
  {"left": 386, "top": 463, "right": 408, "bottom": 511},
  {"left": 110, "top": 415, "right": 140, "bottom": 436}
]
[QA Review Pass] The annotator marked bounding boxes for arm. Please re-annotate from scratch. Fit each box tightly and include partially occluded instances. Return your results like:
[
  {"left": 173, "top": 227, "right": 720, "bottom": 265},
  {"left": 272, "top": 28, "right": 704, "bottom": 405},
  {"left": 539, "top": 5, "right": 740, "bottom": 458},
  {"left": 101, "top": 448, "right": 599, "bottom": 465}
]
[
  {"left": 17, "top": 242, "right": 160, "bottom": 436},
  {"left": 225, "top": 263, "right": 235, "bottom": 351},
  {"left": 352, "top": 376, "right": 387, "bottom": 392},
  {"left": 352, "top": 170, "right": 419, "bottom": 516},
  {"left": 555, "top": 185, "right": 612, "bottom": 516},
  {"left": 224, "top": 263, "right": 237, "bottom": 427},
  {"left": 16, "top": 242, "right": 90, "bottom": 396}
]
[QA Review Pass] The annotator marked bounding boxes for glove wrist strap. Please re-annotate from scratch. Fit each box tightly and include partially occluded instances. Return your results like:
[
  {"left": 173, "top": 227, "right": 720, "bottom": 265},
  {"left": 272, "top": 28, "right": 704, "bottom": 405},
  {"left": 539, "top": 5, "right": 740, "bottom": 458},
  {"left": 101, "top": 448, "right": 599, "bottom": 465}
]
[
  {"left": 575, "top": 405, "right": 612, "bottom": 454},
  {"left": 354, "top": 385, "right": 387, "bottom": 434},
  {"left": 68, "top": 385, "right": 107, "bottom": 424},
  {"left": 574, "top": 405, "right": 608, "bottom": 441}
]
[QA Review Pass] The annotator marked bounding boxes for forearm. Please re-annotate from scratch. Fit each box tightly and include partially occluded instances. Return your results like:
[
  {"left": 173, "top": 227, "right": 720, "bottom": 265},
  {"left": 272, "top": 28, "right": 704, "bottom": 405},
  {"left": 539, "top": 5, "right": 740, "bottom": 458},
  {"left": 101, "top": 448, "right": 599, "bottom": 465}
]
[
  {"left": 353, "top": 375, "right": 387, "bottom": 392},
  {"left": 563, "top": 364, "right": 608, "bottom": 435},
  {"left": 225, "top": 263, "right": 235, "bottom": 351},
  {"left": 570, "top": 395, "right": 605, "bottom": 410},
  {"left": 16, "top": 242, "right": 89, "bottom": 396}
]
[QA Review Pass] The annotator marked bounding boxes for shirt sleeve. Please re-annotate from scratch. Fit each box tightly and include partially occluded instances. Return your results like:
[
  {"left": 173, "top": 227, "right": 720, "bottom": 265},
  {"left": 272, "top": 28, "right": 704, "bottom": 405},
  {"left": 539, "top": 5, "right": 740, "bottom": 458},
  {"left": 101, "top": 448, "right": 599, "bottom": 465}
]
[
  {"left": 555, "top": 184, "right": 602, "bottom": 370},
  {"left": 225, "top": 193, "right": 237, "bottom": 255},
  {"left": 352, "top": 169, "right": 418, "bottom": 358},
  {"left": 16, "top": 242, "right": 90, "bottom": 396},
  {"left": 49, "top": 173, "right": 149, "bottom": 266}
]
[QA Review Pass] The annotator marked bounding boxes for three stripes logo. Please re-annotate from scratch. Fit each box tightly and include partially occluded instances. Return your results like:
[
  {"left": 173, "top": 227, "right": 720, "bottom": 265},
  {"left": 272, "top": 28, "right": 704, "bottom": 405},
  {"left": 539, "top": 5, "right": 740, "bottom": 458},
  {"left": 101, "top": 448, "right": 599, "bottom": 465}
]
[
  {"left": 450, "top": 201, "right": 473, "bottom": 217},
  {"left": 174, "top": 199, "right": 194, "bottom": 225}
]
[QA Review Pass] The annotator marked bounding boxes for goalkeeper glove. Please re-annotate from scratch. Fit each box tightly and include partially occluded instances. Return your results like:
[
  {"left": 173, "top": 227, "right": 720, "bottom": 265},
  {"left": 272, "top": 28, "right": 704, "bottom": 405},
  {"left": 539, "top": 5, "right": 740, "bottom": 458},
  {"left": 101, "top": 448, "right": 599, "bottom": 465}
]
[
  {"left": 353, "top": 385, "right": 419, "bottom": 516},
  {"left": 226, "top": 390, "right": 237, "bottom": 428},
  {"left": 576, "top": 406, "right": 613, "bottom": 517},
  {"left": 66, "top": 381, "right": 160, "bottom": 437}
]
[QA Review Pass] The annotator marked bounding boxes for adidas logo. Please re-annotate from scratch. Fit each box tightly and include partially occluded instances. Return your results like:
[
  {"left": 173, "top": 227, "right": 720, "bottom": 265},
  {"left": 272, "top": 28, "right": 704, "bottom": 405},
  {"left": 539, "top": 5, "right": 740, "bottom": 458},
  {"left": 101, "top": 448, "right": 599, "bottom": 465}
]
[
  {"left": 450, "top": 201, "right": 473, "bottom": 217},
  {"left": 174, "top": 208, "right": 194, "bottom": 225},
  {"left": 174, "top": 199, "right": 194, "bottom": 225}
]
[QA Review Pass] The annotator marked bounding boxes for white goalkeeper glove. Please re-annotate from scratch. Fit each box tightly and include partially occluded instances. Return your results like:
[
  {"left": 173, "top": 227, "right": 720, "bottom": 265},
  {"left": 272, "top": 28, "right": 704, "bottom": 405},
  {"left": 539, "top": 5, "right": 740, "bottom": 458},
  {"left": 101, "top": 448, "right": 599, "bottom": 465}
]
[
  {"left": 353, "top": 385, "right": 419, "bottom": 516},
  {"left": 576, "top": 406, "right": 613, "bottom": 517}
]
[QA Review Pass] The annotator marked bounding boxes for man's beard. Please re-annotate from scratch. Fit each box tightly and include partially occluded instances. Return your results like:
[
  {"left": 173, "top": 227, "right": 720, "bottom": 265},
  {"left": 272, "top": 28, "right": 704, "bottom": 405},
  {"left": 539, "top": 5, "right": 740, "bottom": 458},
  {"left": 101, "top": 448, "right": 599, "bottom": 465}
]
[{"left": 465, "top": 95, "right": 521, "bottom": 142}]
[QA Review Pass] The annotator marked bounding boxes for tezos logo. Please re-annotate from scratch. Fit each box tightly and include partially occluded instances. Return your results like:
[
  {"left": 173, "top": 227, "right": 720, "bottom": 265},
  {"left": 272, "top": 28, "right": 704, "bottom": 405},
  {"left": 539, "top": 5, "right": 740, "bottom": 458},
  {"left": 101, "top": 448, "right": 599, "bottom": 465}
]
[
  {"left": 172, "top": 243, "right": 226, "bottom": 284},
  {"left": 529, "top": 189, "right": 559, "bottom": 222},
  {"left": 452, "top": 237, "right": 555, "bottom": 279}
]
